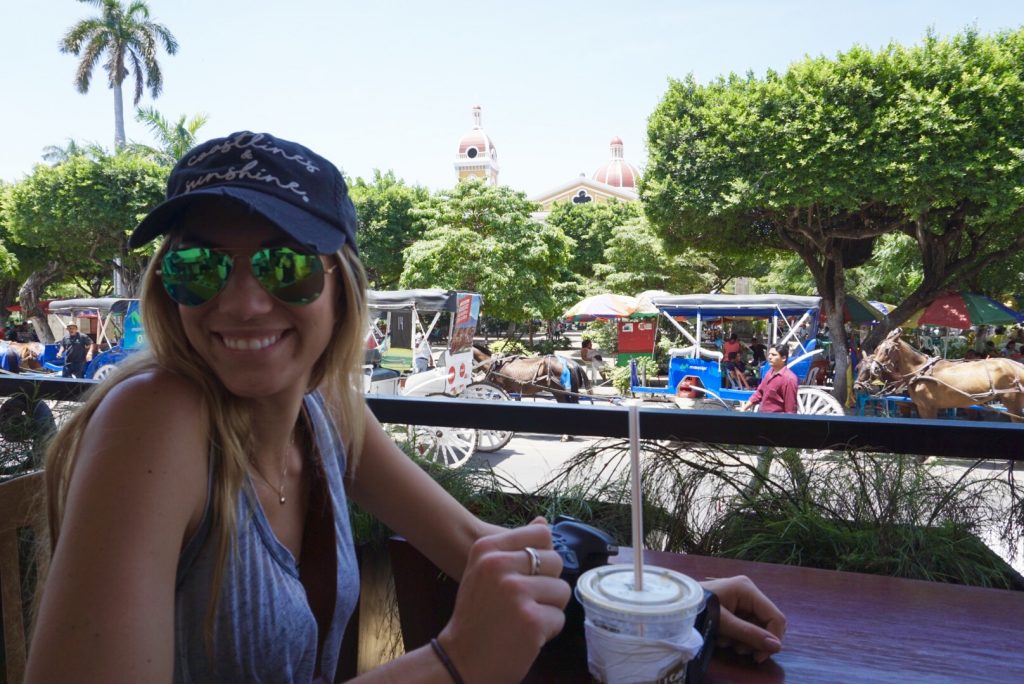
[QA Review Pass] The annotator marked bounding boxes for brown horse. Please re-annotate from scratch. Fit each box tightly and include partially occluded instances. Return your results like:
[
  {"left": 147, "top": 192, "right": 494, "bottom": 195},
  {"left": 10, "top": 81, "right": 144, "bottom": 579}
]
[
  {"left": 855, "top": 329, "right": 1024, "bottom": 421},
  {"left": 3, "top": 342, "right": 46, "bottom": 371},
  {"left": 472, "top": 343, "right": 591, "bottom": 403}
]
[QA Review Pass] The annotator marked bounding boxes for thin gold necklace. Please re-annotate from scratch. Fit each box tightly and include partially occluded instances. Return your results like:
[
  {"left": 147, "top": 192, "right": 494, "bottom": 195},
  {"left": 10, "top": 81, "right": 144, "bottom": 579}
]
[{"left": 252, "top": 429, "right": 295, "bottom": 505}]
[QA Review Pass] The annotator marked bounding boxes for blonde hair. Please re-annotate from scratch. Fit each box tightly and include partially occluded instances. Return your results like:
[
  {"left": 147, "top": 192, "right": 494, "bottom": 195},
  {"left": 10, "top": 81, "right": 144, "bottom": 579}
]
[{"left": 43, "top": 233, "right": 368, "bottom": 646}]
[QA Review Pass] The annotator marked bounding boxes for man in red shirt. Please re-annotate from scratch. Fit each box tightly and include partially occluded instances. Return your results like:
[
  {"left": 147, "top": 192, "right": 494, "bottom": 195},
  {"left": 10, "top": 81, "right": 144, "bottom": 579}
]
[{"left": 739, "top": 344, "right": 798, "bottom": 413}]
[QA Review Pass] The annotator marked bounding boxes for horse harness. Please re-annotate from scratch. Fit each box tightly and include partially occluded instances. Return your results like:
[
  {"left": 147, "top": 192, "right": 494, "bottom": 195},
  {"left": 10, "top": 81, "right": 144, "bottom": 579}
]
[
  {"left": 865, "top": 343, "right": 1024, "bottom": 418},
  {"left": 485, "top": 354, "right": 560, "bottom": 388}
]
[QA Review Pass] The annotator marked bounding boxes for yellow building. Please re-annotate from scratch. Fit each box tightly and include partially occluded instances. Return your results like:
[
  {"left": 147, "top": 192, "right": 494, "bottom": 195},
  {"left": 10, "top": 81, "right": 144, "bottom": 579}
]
[{"left": 529, "top": 136, "right": 640, "bottom": 219}]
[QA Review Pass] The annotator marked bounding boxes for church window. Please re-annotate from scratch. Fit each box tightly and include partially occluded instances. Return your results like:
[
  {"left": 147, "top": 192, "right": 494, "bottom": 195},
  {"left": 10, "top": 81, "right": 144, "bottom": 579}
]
[{"left": 572, "top": 190, "right": 592, "bottom": 204}]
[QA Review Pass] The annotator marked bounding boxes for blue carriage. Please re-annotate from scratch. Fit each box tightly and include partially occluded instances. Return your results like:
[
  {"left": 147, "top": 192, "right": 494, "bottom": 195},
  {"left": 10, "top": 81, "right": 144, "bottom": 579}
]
[
  {"left": 43, "top": 298, "right": 144, "bottom": 380},
  {"left": 632, "top": 294, "right": 844, "bottom": 415}
]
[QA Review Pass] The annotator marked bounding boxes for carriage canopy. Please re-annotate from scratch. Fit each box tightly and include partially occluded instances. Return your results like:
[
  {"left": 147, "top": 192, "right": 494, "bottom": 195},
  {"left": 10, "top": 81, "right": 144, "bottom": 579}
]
[
  {"left": 650, "top": 293, "right": 821, "bottom": 319},
  {"left": 367, "top": 289, "right": 465, "bottom": 315}
]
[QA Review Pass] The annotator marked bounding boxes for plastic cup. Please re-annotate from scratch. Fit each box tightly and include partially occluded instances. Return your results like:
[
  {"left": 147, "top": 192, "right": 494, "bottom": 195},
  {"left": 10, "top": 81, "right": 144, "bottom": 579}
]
[{"left": 575, "top": 565, "right": 706, "bottom": 684}]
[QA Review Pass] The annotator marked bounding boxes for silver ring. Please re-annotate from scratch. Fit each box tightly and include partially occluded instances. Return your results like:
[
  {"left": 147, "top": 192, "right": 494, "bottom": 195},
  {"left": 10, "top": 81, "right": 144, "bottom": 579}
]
[{"left": 524, "top": 546, "right": 541, "bottom": 576}]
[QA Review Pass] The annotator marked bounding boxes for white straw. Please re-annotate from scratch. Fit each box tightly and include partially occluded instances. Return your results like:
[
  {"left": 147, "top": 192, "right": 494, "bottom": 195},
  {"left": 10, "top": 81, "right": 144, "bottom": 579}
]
[{"left": 627, "top": 400, "right": 644, "bottom": 591}]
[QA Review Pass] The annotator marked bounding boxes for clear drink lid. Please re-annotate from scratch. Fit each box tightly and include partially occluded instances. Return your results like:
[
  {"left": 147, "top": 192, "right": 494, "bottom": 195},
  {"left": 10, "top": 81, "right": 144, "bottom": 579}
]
[{"left": 576, "top": 566, "right": 704, "bottom": 617}]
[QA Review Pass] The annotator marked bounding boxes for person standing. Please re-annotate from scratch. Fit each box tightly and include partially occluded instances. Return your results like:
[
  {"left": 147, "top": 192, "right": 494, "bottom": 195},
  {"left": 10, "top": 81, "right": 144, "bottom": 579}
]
[
  {"left": 56, "top": 323, "right": 91, "bottom": 378},
  {"left": 739, "top": 344, "right": 798, "bottom": 414},
  {"left": 413, "top": 333, "right": 433, "bottom": 373}
]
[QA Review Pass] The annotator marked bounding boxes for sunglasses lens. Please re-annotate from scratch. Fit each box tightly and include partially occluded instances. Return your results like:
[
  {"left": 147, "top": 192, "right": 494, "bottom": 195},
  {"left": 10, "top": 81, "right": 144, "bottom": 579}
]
[
  {"left": 251, "top": 247, "right": 326, "bottom": 305},
  {"left": 161, "top": 247, "right": 231, "bottom": 306}
]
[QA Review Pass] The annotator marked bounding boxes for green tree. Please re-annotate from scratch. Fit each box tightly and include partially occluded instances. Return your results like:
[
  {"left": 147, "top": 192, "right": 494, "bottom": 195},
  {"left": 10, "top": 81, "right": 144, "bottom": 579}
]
[
  {"left": 593, "top": 218, "right": 760, "bottom": 295},
  {"left": 644, "top": 27, "right": 1024, "bottom": 400},
  {"left": 132, "top": 106, "right": 208, "bottom": 164},
  {"left": 349, "top": 170, "right": 429, "bottom": 289},
  {"left": 60, "top": 0, "right": 179, "bottom": 149},
  {"left": 401, "top": 179, "right": 572, "bottom": 326},
  {"left": 545, "top": 200, "right": 642, "bottom": 278},
  {"left": 2, "top": 152, "right": 166, "bottom": 339}
]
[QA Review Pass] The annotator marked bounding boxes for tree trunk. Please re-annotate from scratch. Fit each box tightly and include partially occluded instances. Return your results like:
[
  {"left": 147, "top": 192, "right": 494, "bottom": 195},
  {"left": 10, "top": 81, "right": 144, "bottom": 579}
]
[
  {"left": 19, "top": 262, "right": 64, "bottom": 344},
  {"left": 113, "top": 83, "right": 126, "bottom": 150},
  {"left": 0, "top": 280, "right": 20, "bottom": 325}
]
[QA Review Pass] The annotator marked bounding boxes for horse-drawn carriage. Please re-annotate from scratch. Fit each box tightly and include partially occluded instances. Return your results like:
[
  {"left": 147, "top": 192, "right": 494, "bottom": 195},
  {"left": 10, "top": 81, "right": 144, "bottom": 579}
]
[
  {"left": 855, "top": 328, "right": 1024, "bottom": 421},
  {"left": 41, "top": 298, "right": 145, "bottom": 380},
  {"left": 631, "top": 294, "right": 845, "bottom": 415},
  {"left": 364, "top": 289, "right": 514, "bottom": 468}
]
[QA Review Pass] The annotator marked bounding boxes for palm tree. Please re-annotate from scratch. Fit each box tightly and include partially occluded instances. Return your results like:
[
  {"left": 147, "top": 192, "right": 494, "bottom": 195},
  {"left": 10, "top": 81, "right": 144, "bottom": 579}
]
[
  {"left": 40, "top": 138, "right": 107, "bottom": 164},
  {"left": 133, "top": 106, "right": 209, "bottom": 164},
  {"left": 59, "top": 0, "right": 179, "bottom": 150}
]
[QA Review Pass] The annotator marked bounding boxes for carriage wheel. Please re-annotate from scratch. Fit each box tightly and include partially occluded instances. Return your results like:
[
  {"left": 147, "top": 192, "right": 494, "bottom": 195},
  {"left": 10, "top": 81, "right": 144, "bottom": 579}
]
[
  {"left": 406, "top": 393, "right": 478, "bottom": 468},
  {"left": 92, "top": 364, "right": 118, "bottom": 382},
  {"left": 459, "top": 381, "right": 514, "bottom": 452},
  {"left": 796, "top": 387, "right": 845, "bottom": 416}
]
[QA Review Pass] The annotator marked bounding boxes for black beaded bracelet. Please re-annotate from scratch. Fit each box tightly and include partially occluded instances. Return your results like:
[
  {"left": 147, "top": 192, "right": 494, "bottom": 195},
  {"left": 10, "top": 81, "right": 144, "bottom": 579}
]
[{"left": 430, "top": 637, "right": 465, "bottom": 684}]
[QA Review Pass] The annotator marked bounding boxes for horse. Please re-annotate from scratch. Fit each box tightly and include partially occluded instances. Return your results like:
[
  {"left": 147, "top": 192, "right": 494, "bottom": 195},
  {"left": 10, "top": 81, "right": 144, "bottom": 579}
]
[
  {"left": 4, "top": 341, "right": 47, "bottom": 371},
  {"left": 472, "top": 343, "right": 591, "bottom": 404},
  {"left": 855, "top": 328, "right": 1024, "bottom": 421}
]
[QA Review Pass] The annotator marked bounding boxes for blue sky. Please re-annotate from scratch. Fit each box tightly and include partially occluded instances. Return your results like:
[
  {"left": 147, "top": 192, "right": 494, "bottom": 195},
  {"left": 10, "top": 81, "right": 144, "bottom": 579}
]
[{"left": 2, "top": 1, "right": 1021, "bottom": 197}]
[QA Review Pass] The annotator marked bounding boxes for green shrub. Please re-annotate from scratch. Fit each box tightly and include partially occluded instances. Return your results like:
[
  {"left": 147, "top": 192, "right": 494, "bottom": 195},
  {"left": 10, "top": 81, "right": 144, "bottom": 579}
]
[
  {"left": 611, "top": 356, "right": 658, "bottom": 394},
  {"left": 530, "top": 337, "right": 572, "bottom": 355},
  {"left": 546, "top": 441, "right": 1022, "bottom": 589},
  {"left": 584, "top": 319, "right": 617, "bottom": 355},
  {"left": 489, "top": 338, "right": 529, "bottom": 356}
]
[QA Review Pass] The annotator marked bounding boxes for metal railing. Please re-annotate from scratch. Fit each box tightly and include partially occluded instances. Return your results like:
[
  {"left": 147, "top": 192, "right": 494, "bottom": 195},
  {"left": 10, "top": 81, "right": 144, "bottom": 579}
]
[{"left": 1, "top": 376, "right": 1021, "bottom": 461}]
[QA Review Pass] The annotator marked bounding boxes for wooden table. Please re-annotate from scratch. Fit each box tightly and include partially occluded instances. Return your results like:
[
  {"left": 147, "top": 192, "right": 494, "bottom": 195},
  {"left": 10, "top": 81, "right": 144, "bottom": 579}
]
[
  {"left": 617, "top": 549, "right": 1024, "bottom": 683},
  {"left": 388, "top": 540, "right": 1024, "bottom": 683}
]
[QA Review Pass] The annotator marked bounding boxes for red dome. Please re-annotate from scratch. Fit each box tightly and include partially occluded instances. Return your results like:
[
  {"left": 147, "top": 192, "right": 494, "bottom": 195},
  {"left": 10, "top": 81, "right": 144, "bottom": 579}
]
[
  {"left": 593, "top": 137, "right": 638, "bottom": 188},
  {"left": 593, "top": 161, "right": 638, "bottom": 188}
]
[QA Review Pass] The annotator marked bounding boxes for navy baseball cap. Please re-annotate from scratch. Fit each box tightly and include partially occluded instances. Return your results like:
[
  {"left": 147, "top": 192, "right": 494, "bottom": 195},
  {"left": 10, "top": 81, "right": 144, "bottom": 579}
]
[{"left": 129, "top": 131, "right": 358, "bottom": 255}]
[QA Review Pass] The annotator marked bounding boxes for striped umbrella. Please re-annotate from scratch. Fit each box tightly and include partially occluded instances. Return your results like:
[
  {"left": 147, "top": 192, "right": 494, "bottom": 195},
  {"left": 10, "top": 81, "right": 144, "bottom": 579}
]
[
  {"left": 563, "top": 293, "right": 639, "bottom": 321},
  {"left": 906, "top": 292, "right": 1023, "bottom": 328}
]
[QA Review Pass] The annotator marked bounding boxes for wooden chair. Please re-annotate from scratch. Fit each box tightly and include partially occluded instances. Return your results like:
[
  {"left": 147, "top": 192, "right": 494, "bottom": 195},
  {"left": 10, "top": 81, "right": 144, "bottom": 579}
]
[{"left": 0, "top": 472, "right": 46, "bottom": 683}]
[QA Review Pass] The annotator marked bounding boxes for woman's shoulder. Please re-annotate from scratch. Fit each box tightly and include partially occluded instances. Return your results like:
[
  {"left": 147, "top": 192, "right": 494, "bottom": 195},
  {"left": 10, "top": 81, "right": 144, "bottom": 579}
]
[{"left": 89, "top": 369, "right": 210, "bottom": 448}]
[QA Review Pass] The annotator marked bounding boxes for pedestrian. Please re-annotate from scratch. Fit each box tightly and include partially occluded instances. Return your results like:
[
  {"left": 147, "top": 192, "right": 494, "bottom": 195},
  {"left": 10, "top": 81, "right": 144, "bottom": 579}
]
[
  {"left": 413, "top": 333, "right": 432, "bottom": 373},
  {"left": 739, "top": 343, "right": 798, "bottom": 414},
  {"left": 56, "top": 323, "right": 91, "bottom": 378},
  {"left": 27, "top": 131, "right": 786, "bottom": 682}
]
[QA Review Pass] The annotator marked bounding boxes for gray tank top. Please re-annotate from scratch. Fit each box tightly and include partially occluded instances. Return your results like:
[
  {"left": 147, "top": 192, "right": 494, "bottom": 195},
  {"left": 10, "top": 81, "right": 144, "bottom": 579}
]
[{"left": 173, "top": 392, "right": 359, "bottom": 683}]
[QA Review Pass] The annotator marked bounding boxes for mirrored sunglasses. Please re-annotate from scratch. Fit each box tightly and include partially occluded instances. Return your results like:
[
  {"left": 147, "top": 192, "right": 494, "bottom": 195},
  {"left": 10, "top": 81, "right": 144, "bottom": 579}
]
[{"left": 159, "top": 246, "right": 331, "bottom": 307}]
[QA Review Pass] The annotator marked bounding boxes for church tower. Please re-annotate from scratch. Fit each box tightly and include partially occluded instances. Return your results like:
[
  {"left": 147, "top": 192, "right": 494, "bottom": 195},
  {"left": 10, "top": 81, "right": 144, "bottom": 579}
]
[{"left": 454, "top": 105, "right": 499, "bottom": 185}]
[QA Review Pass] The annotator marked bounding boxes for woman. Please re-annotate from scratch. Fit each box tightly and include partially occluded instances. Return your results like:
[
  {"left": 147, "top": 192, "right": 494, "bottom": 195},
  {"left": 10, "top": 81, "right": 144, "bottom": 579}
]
[{"left": 27, "top": 132, "right": 784, "bottom": 683}]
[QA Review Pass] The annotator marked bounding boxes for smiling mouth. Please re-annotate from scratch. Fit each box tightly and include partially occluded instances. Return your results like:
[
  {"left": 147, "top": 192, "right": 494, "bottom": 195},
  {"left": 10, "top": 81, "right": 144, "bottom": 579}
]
[{"left": 219, "top": 333, "right": 283, "bottom": 351}]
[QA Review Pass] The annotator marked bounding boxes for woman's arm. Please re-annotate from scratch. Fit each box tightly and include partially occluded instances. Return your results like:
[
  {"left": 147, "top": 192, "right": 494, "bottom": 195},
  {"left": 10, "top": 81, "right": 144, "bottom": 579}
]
[
  {"left": 348, "top": 411, "right": 571, "bottom": 681},
  {"left": 26, "top": 372, "right": 209, "bottom": 684}
]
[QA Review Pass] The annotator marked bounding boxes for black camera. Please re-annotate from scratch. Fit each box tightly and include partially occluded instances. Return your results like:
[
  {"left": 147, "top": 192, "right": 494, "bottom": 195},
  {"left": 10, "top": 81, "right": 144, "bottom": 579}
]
[
  {"left": 550, "top": 514, "right": 619, "bottom": 583},
  {"left": 542, "top": 515, "right": 719, "bottom": 684}
]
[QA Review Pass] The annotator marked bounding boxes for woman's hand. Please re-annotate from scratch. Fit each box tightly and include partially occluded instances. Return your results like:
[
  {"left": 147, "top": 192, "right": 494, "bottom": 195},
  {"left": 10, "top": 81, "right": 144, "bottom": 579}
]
[
  {"left": 701, "top": 575, "right": 785, "bottom": 663},
  {"left": 437, "top": 518, "right": 571, "bottom": 684}
]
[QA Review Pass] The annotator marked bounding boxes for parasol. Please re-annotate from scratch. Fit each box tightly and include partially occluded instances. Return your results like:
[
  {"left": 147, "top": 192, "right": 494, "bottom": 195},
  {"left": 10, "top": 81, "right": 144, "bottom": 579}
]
[
  {"left": 869, "top": 301, "right": 897, "bottom": 316},
  {"left": 563, "top": 293, "right": 639, "bottom": 321},
  {"left": 632, "top": 290, "right": 673, "bottom": 318},
  {"left": 844, "top": 295, "right": 883, "bottom": 324},
  {"left": 822, "top": 295, "right": 882, "bottom": 324},
  {"left": 905, "top": 292, "right": 1023, "bottom": 329}
]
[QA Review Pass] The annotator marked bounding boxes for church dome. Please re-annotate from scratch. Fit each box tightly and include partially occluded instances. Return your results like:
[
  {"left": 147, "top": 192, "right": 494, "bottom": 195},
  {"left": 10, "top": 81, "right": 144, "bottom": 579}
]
[
  {"left": 593, "top": 137, "right": 639, "bottom": 188},
  {"left": 456, "top": 105, "right": 497, "bottom": 162}
]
